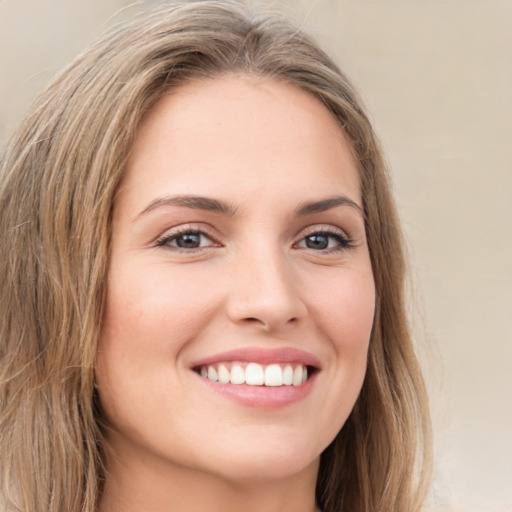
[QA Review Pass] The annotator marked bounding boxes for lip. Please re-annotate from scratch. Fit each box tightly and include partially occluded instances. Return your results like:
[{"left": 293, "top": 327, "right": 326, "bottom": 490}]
[
  {"left": 190, "top": 346, "right": 321, "bottom": 368},
  {"left": 190, "top": 347, "right": 320, "bottom": 409},
  {"left": 196, "top": 374, "right": 317, "bottom": 409}
]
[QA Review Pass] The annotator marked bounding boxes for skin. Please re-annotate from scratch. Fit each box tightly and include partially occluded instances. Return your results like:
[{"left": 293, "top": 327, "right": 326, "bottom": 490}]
[{"left": 96, "top": 75, "right": 375, "bottom": 512}]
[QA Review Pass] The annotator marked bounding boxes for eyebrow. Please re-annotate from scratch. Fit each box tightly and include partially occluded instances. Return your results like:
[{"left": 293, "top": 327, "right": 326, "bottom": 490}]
[
  {"left": 135, "top": 193, "right": 364, "bottom": 220},
  {"left": 295, "top": 195, "right": 364, "bottom": 217},
  {"left": 136, "top": 195, "right": 237, "bottom": 219}
]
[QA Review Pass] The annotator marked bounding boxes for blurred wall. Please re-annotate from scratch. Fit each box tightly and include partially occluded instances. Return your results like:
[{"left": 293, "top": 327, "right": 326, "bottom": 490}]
[{"left": 1, "top": 1, "right": 511, "bottom": 511}]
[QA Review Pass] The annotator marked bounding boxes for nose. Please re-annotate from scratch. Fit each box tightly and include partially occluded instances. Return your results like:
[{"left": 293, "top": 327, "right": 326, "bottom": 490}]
[{"left": 226, "top": 246, "right": 307, "bottom": 332}]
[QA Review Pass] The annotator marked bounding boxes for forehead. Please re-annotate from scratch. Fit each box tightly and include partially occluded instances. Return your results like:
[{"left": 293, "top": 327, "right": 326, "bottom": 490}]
[{"left": 121, "top": 75, "right": 361, "bottom": 212}]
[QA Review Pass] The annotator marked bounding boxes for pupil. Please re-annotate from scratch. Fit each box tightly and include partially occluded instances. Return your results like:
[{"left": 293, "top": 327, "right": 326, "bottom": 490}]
[
  {"left": 306, "top": 234, "right": 328, "bottom": 249},
  {"left": 177, "top": 233, "right": 200, "bottom": 248}
]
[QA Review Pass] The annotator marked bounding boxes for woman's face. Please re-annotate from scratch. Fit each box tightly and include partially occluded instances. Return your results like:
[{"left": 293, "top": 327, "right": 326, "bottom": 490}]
[{"left": 96, "top": 76, "right": 375, "bottom": 484}]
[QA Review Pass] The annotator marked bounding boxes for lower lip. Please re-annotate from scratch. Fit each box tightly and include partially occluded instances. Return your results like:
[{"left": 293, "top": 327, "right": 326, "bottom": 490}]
[{"left": 195, "top": 372, "right": 317, "bottom": 409}]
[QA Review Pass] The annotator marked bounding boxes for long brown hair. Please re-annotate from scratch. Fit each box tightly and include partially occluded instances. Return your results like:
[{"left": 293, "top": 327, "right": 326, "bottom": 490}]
[{"left": 0, "top": 1, "right": 431, "bottom": 511}]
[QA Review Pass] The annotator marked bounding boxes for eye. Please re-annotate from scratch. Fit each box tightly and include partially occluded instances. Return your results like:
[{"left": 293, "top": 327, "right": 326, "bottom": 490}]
[
  {"left": 156, "top": 229, "right": 218, "bottom": 250},
  {"left": 295, "top": 230, "right": 351, "bottom": 251}
]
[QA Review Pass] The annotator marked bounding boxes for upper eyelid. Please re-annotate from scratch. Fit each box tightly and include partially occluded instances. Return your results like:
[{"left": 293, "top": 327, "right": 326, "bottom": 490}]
[
  {"left": 157, "top": 222, "right": 217, "bottom": 237},
  {"left": 295, "top": 229, "right": 350, "bottom": 246},
  {"left": 293, "top": 225, "right": 354, "bottom": 251},
  {"left": 154, "top": 223, "right": 353, "bottom": 246},
  {"left": 155, "top": 224, "right": 221, "bottom": 246},
  {"left": 296, "top": 224, "right": 350, "bottom": 239}
]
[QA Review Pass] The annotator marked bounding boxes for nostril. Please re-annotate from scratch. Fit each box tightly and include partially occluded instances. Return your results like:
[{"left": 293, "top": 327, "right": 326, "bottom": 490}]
[
  {"left": 241, "top": 316, "right": 299, "bottom": 328},
  {"left": 241, "top": 317, "right": 266, "bottom": 326}
]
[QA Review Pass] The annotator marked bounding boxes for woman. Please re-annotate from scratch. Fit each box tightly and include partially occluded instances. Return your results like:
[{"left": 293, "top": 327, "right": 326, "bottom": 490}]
[{"left": 0, "top": 1, "right": 432, "bottom": 511}]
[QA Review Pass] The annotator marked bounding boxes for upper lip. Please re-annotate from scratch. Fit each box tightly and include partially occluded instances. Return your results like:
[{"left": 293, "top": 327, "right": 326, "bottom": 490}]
[{"left": 191, "top": 347, "right": 321, "bottom": 369}]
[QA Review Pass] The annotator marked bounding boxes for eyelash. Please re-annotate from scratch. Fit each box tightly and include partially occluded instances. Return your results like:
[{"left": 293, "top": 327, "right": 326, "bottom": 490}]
[
  {"left": 155, "top": 226, "right": 219, "bottom": 252},
  {"left": 294, "top": 228, "right": 352, "bottom": 253},
  {"left": 155, "top": 226, "right": 352, "bottom": 253}
]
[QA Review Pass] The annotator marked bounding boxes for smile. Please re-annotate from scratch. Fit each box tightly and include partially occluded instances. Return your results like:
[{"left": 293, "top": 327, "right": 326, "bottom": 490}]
[
  {"left": 191, "top": 347, "right": 320, "bottom": 408},
  {"left": 190, "top": 347, "right": 322, "bottom": 409},
  {"left": 198, "top": 362, "right": 309, "bottom": 387}
]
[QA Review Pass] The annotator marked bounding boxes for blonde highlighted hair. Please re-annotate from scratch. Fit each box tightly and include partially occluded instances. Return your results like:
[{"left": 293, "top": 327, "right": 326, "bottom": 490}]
[{"left": 0, "top": 1, "right": 431, "bottom": 511}]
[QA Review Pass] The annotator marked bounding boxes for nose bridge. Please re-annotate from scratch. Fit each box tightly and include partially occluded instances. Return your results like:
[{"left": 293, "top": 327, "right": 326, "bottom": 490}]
[{"left": 227, "top": 239, "right": 306, "bottom": 330}]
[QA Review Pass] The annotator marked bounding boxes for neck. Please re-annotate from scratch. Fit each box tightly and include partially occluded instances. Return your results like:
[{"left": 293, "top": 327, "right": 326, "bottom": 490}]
[{"left": 98, "top": 439, "right": 321, "bottom": 512}]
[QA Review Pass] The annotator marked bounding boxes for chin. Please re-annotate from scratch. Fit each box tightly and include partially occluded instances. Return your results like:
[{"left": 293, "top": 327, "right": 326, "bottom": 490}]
[
  {"left": 198, "top": 433, "right": 322, "bottom": 483},
  {"left": 212, "top": 457, "right": 318, "bottom": 484}
]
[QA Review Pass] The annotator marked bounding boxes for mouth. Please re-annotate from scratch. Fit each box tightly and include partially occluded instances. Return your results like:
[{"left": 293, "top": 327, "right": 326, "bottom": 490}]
[
  {"left": 190, "top": 347, "right": 320, "bottom": 408},
  {"left": 193, "top": 361, "right": 317, "bottom": 387}
]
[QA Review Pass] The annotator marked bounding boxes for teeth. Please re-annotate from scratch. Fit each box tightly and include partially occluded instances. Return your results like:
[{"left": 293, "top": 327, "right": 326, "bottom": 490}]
[
  {"left": 292, "top": 366, "right": 303, "bottom": 386},
  {"left": 218, "top": 364, "right": 230, "bottom": 384},
  {"left": 283, "top": 365, "right": 293, "bottom": 385},
  {"left": 264, "top": 364, "right": 283, "bottom": 386},
  {"left": 245, "top": 363, "right": 264, "bottom": 385},
  {"left": 230, "top": 364, "right": 246, "bottom": 385},
  {"left": 199, "top": 362, "right": 310, "bottom": 387},
  {"left": 207, "top": 366, "right": 218, "bottom": 382}
]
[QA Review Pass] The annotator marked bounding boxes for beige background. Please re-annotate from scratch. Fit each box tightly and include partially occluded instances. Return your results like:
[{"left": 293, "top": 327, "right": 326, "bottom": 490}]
[{"left": 1, "top": 1, "right": 511, "bottom": 511}]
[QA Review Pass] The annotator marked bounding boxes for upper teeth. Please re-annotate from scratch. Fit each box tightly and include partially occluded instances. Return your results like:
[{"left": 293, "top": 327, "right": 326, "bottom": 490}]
[{"left": 199, "top": 363, "right": 308, "bottom": 387}]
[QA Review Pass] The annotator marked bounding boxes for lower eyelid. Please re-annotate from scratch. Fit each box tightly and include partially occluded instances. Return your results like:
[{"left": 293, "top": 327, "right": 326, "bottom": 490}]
[
  {"left": 156, "top": 229, "right": 218, "bottom": 248},
  {"left": 155, "top": 225, "right": 353, "bottom": 251},
  {"left": 296, "top": 230, "right": 351, "bottom": 247}
]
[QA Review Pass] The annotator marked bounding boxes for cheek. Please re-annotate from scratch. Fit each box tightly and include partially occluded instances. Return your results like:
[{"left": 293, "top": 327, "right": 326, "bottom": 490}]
[
  {"left": 95, "top": 264, "right": 222, "bottom": 411},
  {"left": 100, "top": 262, "right": 220, "bottom": 349},
  {"left": 309, "top": 267, "right": 375, "bottom": 354},
  {"left": 310, "top": 269, "right": 375, "bottom": 439}
]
